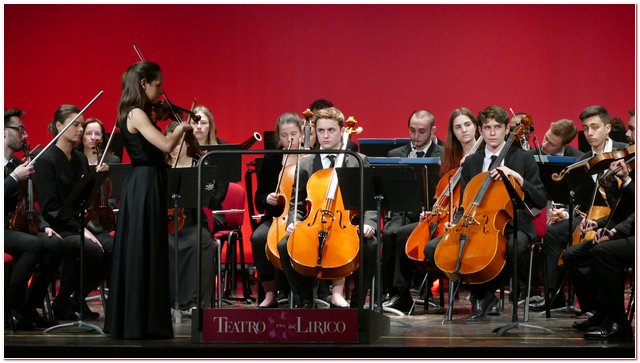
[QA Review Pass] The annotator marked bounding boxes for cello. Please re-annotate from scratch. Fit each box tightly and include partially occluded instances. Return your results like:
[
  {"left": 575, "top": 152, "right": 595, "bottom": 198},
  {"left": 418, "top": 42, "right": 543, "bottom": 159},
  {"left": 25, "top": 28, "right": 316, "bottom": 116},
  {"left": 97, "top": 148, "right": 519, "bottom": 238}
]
[
  {"left": 287, "top": 117, "right": 363, "bottom": 279},
  {"left": 405, "top": 136, "right": 484, "bottom": 265},
  {"left": 434, "top": 117, "right": 533, "bottom": 284},
  {"left": 265, "top": 138, "right": 297, "bottom": 269}
]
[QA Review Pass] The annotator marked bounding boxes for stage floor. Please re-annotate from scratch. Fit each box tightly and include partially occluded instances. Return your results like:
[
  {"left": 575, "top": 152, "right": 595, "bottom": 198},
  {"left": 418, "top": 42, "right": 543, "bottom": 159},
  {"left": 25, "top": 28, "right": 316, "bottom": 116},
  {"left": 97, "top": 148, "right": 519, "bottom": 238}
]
[{"left": 4, "top": 286, "right": 636, "bottom": 359}]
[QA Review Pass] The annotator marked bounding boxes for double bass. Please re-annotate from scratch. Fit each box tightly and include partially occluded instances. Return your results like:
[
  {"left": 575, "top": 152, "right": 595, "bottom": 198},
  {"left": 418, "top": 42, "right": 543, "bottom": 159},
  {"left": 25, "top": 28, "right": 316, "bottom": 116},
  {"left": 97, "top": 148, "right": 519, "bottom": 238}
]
[
  {"left": 405, "top": 136, "right": 484, "bottom": 265},
  {"left": 287, "top": 117, "right": 363, "bottom": 279},
  {"left": 434, "top": 117, "right": 533, "bottom": 284}
]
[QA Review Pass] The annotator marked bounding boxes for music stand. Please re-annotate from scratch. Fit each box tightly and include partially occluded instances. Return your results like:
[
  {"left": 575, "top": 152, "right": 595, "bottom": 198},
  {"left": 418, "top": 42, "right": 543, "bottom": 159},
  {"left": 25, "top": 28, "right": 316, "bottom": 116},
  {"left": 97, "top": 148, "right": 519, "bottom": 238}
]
[
  {"left": 337, "top": 166, "right": 423, "bottom": 319},
  {"left": 492, "top": 169, "right": 552, "bottom": 336},
  {"left": 44, "top": 170, "right": 109, "bottom": 335}
]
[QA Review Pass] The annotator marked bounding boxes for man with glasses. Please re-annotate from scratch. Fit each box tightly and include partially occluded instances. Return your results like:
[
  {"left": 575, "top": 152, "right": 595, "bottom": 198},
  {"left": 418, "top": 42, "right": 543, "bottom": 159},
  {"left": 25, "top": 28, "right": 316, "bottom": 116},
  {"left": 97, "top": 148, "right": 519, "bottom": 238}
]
[{"left": 5, "top": 108, "right": 63, "bottom": 329}]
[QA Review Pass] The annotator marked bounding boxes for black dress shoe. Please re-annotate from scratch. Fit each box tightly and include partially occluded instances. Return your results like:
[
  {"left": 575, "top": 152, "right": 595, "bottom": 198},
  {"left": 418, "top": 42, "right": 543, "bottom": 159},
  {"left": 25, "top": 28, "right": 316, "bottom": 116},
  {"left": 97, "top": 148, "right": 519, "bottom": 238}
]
[
  {"left": 382, "top": 294, "right": 413, "bottom": 313},
  {"left": 487, "top": 303, "right": 501, "bottom": 316},
  {"left": 572, "top": 313, "right": 605, "bottom": 331},
  {"left": 529, "top": 294, "right": 566, "bottom": 312},
  {"left": 584, "top": 322, "right": 633, "bottom": 341},
  {"left": 10, "top": 310, "right": 36, "bottom": 331},
  {"left": 329, "top": 302, "right": 350, "bottom": 309},
  {"left": 467, "top": 293, "right": 498, "bottom": 322},
  {"left": 28, "top": 309, "right": 58, "bottom": 328}
]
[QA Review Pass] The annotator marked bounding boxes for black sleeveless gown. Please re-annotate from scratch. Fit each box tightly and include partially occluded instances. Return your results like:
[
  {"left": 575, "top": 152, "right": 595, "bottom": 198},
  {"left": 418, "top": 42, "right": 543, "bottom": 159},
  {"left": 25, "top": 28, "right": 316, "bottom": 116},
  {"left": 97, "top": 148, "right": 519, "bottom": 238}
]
[{"left": 104, "top": 115, "right": 173, "bottom": 339}]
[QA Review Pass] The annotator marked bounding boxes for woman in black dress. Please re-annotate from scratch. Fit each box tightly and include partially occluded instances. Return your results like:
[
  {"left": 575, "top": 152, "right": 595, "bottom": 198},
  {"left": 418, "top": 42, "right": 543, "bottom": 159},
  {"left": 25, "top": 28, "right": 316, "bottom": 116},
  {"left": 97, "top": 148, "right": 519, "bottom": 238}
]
[{"left": 105, "top": 61, "right": 192, "bottom": 339}]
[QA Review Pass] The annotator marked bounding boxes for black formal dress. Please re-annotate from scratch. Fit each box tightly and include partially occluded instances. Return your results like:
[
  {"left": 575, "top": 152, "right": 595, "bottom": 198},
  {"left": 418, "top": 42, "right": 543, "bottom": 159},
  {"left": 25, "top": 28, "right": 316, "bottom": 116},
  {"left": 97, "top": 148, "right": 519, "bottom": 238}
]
[{"left": 105, "top": 114, "right": 173, "bottom": 339}]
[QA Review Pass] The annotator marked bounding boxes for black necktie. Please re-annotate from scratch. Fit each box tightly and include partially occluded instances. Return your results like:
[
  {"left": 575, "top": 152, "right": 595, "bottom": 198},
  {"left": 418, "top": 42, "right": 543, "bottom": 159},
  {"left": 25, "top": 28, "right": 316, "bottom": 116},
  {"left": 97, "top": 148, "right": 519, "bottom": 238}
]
[
  {"left": 327, "top": 155, "right": 336, "bottom": 168},
  {"left": 489, "top": 155, "right": 498, "bottom": 169},
  {"left": 416, "top": 151, "right": 425, "bottom": 158},
  {"left": 5, "top": 159, "right": 15, "bottom": 178}
]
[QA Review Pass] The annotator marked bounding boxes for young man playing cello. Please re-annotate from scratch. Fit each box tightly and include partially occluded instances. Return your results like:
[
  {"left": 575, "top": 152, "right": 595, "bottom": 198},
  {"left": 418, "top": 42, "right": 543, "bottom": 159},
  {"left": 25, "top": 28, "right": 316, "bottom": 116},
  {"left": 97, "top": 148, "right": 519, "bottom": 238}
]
[
  {"left": 277, "top": 107, "right": 377, "bottom": 308},
  {"left": 424, "top": 105, "right": 546, "bottom": 321}
]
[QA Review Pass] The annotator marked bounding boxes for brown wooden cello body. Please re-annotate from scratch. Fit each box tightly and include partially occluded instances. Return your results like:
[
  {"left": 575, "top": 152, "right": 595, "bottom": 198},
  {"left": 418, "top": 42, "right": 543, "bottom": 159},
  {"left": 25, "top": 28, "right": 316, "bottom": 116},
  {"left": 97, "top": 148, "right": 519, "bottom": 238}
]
[
  {"left": 434, "top": 172, "right": 523, "bottom": 284},
  {"left": 286, "top": 117, "right": 363, "bottom": 280},
  {"left": 287, "top": 167, "right": 360, "bottom": 279},
  {"left": 405, "top": 167, "right": 461, "bottom": 265},
  {"left": 265, "top": 163, "right": 296, "bottom": 269}
]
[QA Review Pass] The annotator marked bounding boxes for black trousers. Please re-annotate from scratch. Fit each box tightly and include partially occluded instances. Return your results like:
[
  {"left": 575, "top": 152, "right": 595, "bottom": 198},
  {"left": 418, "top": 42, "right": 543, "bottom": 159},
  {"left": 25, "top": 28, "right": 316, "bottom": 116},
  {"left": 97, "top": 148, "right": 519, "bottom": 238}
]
[
  {"left": 277, "top": 232, "right": 377, "bottom": 308},
  {"left": 4, "top": 229, "right": 63, "bottom": 312},
  {"left": 56, "top": 233, "right": 105, "bottom": 302},
  {"left": 425, "top": 230, "right": 531, "bottom": 300},
  {"left": 543, "top": 216, "right": 582, "bottom": 292},
  {"left": 591, "top": 237, "right": 634, "bottom": 324},
  {"left": 250, "top": 219, "right": 276, "bottom": 282}
]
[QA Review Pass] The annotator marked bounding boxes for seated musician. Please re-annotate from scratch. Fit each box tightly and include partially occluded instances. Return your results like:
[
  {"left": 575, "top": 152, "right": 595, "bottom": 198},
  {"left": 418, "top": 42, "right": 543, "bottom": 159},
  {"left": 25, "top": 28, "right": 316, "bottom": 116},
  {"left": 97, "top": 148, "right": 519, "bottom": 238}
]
[
  {"left": 34, "top": 105, "right": 109, "bottom": 321},
  {"left": 509, "top": 112, "right": 532, "bottom": 150},
  {"left": 4, "top": 108, "right": 63, "bottom": 329},
  {"left": 382, "top": 109, "right": 442, "bottom": 312},
  {"left": 164, "top": 121, "right": 216, "bottom": 313},
  {"left": 625, "top": 109, "right": 634, "bottom": 144},
  {"left": 424, "top": 105, "right": 547, "bottom": 321},
  {"left": 250, "top": 112, "right": 302, "bottom": 308},
  {"left": 536, "top": 106, "right": 627, "bottom": 311},
  {"left": 277, "top": 107, "right": 377, "bottom": 308},
  {"left": 562, "top": 158, "right": 634, "bottom": 340}
]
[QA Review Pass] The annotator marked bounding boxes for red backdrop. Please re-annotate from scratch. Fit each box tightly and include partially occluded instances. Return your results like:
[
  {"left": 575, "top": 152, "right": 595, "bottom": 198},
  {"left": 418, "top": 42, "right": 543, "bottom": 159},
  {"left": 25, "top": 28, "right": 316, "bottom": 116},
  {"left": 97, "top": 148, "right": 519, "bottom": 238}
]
[{"left": 4, "top": 4, "right": 636, "bottom": 262}]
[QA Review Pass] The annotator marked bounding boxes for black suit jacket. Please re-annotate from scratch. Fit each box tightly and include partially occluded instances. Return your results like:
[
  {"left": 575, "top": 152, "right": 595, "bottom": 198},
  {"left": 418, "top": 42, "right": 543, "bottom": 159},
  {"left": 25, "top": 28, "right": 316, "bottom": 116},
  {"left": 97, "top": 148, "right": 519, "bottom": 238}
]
[
  {"left": 386, "top": 142, "right": 442, "bottom": 225},
  {"left": 456, "top": 146, "right": 547, "bottom": 241},
  {"left": 254, "top": 152, "right": 286, "bottom": 220},
  {"left": 287, "top": 153, "right": 377, "bottom": 229}
]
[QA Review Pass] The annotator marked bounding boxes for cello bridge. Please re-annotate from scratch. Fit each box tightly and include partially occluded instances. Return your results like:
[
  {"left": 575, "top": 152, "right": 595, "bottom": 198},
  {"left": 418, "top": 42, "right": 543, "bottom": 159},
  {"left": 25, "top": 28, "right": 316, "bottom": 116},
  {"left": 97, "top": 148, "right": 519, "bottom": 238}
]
[{"left": 462, "top": 215, "right": 479, "bottom": 227}]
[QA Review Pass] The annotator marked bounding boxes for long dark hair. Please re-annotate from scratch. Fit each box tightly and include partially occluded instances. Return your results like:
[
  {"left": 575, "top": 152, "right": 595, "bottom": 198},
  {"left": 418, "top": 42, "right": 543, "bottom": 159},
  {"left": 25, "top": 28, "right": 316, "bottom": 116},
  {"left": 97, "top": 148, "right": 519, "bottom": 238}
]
[
  {"left": 117, "top": 61, "right": 161, "bottom": 127},
  {"left": 441, "top": 107, "right": 478, "bottom": 176},
  {"left": 48, "top": 104, "right": 81, "bottom": 136}
]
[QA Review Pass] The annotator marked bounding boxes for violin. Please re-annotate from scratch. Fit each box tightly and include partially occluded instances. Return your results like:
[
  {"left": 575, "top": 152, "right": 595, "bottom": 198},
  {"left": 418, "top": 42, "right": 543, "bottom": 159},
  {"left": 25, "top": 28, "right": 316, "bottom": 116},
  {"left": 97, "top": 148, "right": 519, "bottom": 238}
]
[
  {"left": 85, "top": 143, "right": 116, "bottom": 233},
  {"left": 287, "top": 117, "right": 363, "bottom": 279},
  {"left": 405, "top": 136, "right": 484, "bottom": 267},
  {"left": 552, "top": 143, "right": 635, "bottom": 181},
  {"left": 434, "top": 116, "right": 532, "bottom": 284},
  {"left": 9, "top": 142, "right": 41, "bottom": 235},
  {"left": 599, "top": 155, "right": 635, "bottom": 188}
]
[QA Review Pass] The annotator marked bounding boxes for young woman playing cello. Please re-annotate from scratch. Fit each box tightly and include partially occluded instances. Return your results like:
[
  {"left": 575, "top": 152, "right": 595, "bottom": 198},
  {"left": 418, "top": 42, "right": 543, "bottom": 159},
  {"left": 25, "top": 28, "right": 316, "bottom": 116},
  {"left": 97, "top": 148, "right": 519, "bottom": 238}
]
[{"left": 250, "top": 112, "right": 303, "bottom": 308}]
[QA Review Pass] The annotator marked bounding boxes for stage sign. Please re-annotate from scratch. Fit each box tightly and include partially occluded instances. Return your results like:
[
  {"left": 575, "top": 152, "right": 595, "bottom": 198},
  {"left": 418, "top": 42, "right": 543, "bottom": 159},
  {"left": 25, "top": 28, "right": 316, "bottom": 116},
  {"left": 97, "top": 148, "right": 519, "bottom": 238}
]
[{"left": 199, "top": 308, "right": 359, "bottom": 343}]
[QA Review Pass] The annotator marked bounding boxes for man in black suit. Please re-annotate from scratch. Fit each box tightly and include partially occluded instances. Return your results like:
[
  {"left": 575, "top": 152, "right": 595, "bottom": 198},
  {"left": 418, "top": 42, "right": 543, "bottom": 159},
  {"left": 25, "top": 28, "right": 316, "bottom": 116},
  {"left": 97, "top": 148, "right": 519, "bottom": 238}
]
[
  {"left": 424, "top": 105, "right": 547, "bottom": 321},
  {"left": 4, "top": 108, "right": 62, "bottom": 329},
  {"left": 533, "top": 106, "right": 628, "bottom": 312},
  {"left": 277, "top": 107, "right": 377, "bottom": 308},
  {"left": 563, "top": 157, "right": 634, "bottom": 340},
  {"left": 382, "top": 110, "right": 442, "bottom": 312}
]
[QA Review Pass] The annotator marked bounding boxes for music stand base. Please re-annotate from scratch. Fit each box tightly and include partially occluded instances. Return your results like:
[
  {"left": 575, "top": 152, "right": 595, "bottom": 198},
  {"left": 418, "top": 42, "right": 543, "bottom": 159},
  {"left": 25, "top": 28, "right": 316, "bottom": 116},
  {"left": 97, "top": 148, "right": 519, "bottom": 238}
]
[
  {"left": 44, "top": 319, "right": 104, "bottom": 334},
  {"left": 493, "top": 322, "right": 553, "bottom": 336}
]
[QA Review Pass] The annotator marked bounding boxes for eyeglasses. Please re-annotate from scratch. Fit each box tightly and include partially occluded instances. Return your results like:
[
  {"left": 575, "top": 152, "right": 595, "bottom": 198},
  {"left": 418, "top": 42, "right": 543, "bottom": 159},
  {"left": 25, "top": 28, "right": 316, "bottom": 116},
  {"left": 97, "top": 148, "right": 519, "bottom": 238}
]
[
  {"left": 84, "top": 131, "right": 103, "bottom": 137},
  {"left": 6, "top": 125, "right": 26, "bottom": 134}
]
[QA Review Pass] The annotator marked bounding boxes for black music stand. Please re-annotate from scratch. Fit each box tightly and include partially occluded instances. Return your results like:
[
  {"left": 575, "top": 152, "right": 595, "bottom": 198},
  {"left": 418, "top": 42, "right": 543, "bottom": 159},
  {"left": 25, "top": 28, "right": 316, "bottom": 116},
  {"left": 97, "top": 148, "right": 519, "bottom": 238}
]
[
  {"left": 44, "top": 170, "right": 109, "bottom": 335},
  {"left": 337, "top": 166, "right": 423, "bottom": 318},
  {"left": 492, "top": 169, "right": 552, "bottom": 336}
]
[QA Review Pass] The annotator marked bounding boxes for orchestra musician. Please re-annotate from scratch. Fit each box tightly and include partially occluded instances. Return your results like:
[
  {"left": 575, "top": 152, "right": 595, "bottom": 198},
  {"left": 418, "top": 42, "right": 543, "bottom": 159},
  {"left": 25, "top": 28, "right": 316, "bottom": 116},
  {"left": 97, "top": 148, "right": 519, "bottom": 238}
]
[
  {"left": 78, "top": 117, "right": 120, "bottom": 288},
  {"left": 164, "top": 121, "right": 216, "bottom": 314},
  {"left": 382, "top": 109, "right": 442, "bottom": 312},
  {"left": 34, "top": 105, "right": 109, "bottom": 321},
  {"left": 250, "top": 112, "right": 302, "bottom": 307},
  {"left": 527, "top": 118, "right": 583, "bottom": 311},
  {"left": 563, "top": 158, "right": 634, "bottom": 340},
  {"left": 4, "top": 108, "right": 62, "bottom": 329},
  {"left": 105, "top": 61, "right": 193, "bottom": 339},
  {"left": 424, "top": 105, "right": 546, "bottom": 321},
  {"left": 191, "top": 104, "right": 229, "bottom": 231},
  {"left": 625, "top": 109, "right": 635, "bottom": 144},
  {"left": 276, "top": 107, "right": 377, "bottom": 308},
  {"left": 535, "top": 106, "right": 628, "bottom": 311}
]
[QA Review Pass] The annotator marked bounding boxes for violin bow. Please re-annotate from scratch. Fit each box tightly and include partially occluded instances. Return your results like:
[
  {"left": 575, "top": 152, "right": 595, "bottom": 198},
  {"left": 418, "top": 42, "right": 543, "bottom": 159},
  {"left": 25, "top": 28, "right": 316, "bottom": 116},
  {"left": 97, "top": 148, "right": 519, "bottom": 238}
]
[
  {"left": 97, "top": 123, "right": 118, "bottom": 170},
  {"left": 28, "top": 90, "right": 104, "bottom": 167}
]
